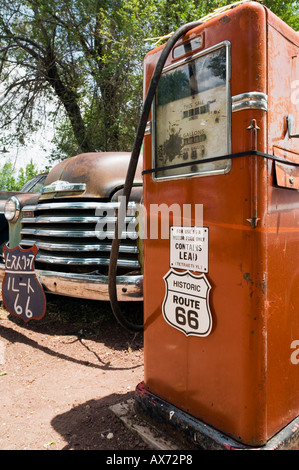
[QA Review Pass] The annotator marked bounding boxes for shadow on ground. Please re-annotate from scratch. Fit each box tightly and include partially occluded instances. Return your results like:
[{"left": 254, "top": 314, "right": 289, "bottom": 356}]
[{"left": 51, "top": 391, "right": 151, "bottom": 450}]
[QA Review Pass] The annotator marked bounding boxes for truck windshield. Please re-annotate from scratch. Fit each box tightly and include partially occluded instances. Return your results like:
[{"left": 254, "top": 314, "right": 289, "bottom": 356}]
[{"left": 154, "top": 43, "right": 231, "bottom": 179}]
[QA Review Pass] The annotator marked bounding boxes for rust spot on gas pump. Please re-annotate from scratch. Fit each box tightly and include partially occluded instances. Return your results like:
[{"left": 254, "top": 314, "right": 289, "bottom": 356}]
[
  {"left": 243, "top": 272, "right": 267, "bottom": 295},
  {"left": 261, "top": 278, "right": 267, "bottom": 295},
  {"left": 219, "top": 15, "right": 230, "bottom": 23},
  {"left": 243, "top": 273, "right": 253, "bottom": 285}
]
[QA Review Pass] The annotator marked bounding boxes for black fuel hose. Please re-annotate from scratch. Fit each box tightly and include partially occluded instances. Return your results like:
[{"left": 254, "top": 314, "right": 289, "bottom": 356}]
[{"left": 108, "top": 20, "right": 203, "bottom": 332}]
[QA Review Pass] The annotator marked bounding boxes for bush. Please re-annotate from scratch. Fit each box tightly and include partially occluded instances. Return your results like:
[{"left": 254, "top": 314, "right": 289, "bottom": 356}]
[{"left": 0, "top": 159, "right": 39, "bottom": 191}]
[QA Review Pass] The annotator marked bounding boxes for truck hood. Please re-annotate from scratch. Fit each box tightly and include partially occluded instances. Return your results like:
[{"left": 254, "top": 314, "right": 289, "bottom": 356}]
[{"left": 42, "top": 152, "right": 143, "bottom": 199}]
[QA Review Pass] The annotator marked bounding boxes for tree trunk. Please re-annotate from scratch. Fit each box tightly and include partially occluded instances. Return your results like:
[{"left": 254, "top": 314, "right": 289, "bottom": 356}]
[{"left": 44, "top": 47, "right": 93, "bottom": 154}]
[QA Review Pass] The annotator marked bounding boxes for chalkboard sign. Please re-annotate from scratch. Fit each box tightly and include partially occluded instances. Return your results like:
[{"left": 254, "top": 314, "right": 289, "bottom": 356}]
[{"left": 2, "top": 244, "right": 46, "bottom": 322}]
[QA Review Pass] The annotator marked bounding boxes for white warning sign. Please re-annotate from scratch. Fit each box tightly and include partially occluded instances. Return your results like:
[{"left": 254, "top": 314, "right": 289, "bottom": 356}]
[
  {"left": 170, "top": 226, "right": 208, "bottom": 273},
  {"left": 163, "top": 269, "right": 212, "bottom": 337}
]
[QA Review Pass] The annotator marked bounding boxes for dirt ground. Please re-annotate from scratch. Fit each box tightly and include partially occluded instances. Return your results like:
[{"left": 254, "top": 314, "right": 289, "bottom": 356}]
[{"left": 0, "top": 294, "right": 153, "bottom": 451}]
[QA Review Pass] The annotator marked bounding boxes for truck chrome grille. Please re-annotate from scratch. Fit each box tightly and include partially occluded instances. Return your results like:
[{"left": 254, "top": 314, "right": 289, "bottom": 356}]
[{"left": 20, "top": 200, "right": 141, "bottom": 274}]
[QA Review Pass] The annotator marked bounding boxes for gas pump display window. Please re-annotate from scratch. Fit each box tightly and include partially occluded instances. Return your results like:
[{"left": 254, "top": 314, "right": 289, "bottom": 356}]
[{"left": 154, "top": 43, "right": 231, "bottom": 179}]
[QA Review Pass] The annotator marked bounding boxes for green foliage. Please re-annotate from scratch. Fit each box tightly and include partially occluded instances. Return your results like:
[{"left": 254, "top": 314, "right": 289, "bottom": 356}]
[
  {"left": 262, "top": 0, "right": 299, "bottom": 30},
  {"left": 0, "top": 159, "right": 39, "bottom": 191},
  {"left": 0, "top": 0, "right": 298, "bottom": 163}
]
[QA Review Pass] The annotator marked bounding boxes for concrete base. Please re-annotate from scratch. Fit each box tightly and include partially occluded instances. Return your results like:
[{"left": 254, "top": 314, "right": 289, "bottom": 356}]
[
  {"left": 110, "top": 399, "right": 182, "bottom": 450},
  {"left": 129, "top": 382, "right": 299, "bottom": 450}
]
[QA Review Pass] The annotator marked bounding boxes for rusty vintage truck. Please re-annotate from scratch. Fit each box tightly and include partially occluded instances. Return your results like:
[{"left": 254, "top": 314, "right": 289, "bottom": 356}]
[
  {"left": 0, "top": 173, "right": 47, "bottom": 253},
  {"left": 0, "top": 152, "right": 143, "bottom": 303}
]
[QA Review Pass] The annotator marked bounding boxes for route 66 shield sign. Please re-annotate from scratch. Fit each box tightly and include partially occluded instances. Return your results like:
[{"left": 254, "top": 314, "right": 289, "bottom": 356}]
[
  {"left": 162, "top": 269, "right": 212, "bottom": 337},
  {"left": 2, "top": 244, "right": 46, "bottom": 322}
]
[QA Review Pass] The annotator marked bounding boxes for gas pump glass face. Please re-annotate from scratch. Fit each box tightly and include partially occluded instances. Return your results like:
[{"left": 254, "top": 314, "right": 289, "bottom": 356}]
[{"left": 154, "top": 45, "right": 230, "bottom": 179}]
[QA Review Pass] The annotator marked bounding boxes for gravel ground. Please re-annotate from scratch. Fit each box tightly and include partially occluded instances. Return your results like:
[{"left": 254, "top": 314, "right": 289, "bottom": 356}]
[{"left": 0, "top": 295, "right": 153, "bottom": 450}]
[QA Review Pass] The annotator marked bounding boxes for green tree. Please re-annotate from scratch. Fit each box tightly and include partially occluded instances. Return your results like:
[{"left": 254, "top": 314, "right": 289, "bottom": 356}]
[
  {"left": 16, "top": 159, "right": 39, "bottom": 189},
  {"left": 0, "top": 0, "right": 154, "bottom": 158},
  {"left": 263, "top": 0, "right": 299, "bottom": 30},
  {"left": 0, "top": 162, "right": 16, "bottom": 191},
  {"left": 0, "top": 0, "right": 298, "bottom": 163},
  {"left": 0, "top": 159, "right": 38, "bottom": 190}
]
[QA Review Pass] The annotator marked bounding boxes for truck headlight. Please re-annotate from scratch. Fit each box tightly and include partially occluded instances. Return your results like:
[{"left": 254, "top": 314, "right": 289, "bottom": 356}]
[{"left": 4, "top": 196, "right": 21, "bottom": 223}]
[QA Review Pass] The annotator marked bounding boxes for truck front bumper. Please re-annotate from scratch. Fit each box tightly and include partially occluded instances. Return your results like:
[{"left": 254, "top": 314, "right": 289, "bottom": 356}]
[{"left": 0, "top": 263, "right": 143, "bottom": 301}]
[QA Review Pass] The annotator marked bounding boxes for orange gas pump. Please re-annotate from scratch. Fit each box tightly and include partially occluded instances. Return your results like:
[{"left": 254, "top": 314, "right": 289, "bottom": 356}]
[{"left": 109, "top": 1, "right": 299, "bottom": 449}]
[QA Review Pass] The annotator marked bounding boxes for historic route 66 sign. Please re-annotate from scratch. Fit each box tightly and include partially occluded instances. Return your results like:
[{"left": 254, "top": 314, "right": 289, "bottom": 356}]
[
  {"left": 162, "top": 269, "right": 212, "bottom": 337},
  {"left": 2, "top": 244, "right": 46, "bottom": 322}
]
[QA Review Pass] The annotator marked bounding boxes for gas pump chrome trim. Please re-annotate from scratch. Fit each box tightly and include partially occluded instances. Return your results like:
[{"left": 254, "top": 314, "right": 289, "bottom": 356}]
[
  {"left": 158, "top": 40, "right": 231, "bottom": 74},
  {"left": 145, "top": 121, "right": 152, "bottom": 135},
  {"left": 152, "top": 40, "right": 232, "bottom": 181},
  {"left": 287, "top": 114, "right": 299, "bottom": 138},
  {"left": 232, "top": 92, "right": 268, "bottom": 112}
]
